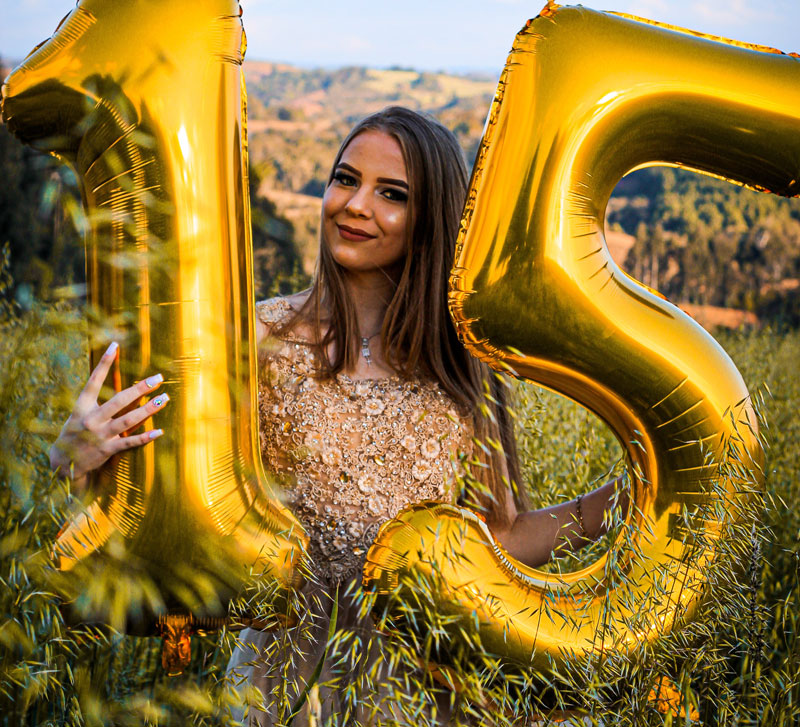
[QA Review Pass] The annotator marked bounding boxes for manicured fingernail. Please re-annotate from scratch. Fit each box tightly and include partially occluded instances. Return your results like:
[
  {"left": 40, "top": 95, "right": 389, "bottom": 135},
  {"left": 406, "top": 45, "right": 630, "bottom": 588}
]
[
  {"left": 145, "top": 373, "right": 163, "bottom": 388},
  {"left": 104, "top": 341, "right": 118, "bottom": 357},
  {"left": 149, "top": 429, "right": 163, "bottom": 440},
  {"left": 152, "top": 394, "right": 169, "bottom": 408}
]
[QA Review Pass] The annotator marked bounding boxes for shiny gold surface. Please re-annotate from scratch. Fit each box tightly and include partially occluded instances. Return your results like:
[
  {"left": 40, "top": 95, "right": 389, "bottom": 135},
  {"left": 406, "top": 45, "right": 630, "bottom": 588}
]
[
  {"left": 2, "top": 0, "right": 306, "bottom": 623},
  {"left": 366, "top": 4, "right": 787, "bottom": 670}
]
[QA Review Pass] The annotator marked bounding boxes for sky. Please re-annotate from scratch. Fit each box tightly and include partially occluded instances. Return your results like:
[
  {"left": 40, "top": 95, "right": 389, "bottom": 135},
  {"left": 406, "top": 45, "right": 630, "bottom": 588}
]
[{"left": 2, "top": 0, "right": 799, "bottom": 74}]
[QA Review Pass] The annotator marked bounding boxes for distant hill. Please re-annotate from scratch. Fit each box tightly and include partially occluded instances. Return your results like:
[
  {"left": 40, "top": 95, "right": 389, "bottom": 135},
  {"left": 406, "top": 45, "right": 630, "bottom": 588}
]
[
  {"left": 2, "top": 54, "right": 796, "bottom": 328},
  {"left": 606, "top": 166, "right": 800, "bottom": 326},
  {"left": 243, "top": 61, "right": 800, "bottom": 327}
]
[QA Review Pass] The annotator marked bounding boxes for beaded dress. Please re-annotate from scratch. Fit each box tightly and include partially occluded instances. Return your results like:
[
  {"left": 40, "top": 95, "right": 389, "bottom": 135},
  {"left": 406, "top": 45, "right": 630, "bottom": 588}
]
[{"left": 227, "top": 297, "right": 475, "bottom": 726}]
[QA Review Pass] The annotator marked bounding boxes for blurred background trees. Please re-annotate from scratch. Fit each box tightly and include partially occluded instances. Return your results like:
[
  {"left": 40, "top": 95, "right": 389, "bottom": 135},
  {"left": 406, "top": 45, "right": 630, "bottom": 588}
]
[
  {"left": 3, "top": 60, "right": 798, "bottom": 326},
  {"left": 609, "top": 166, "right": 800, "bottom": 326}
]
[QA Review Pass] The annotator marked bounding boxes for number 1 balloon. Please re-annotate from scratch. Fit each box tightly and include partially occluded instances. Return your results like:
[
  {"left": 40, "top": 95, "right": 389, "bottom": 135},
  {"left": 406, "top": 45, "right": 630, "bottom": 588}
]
[
  {"left": 365, "top": 3, "right": 792, "bottom": 673},
  {"left": 1, "top": 0, "right": 307, "bottom": 658}
]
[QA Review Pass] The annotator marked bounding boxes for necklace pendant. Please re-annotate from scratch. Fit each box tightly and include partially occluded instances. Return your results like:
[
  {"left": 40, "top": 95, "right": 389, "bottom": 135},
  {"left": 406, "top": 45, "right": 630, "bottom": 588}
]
[{"left": 361, "top": 336, "right": 373, "bottom": 366}]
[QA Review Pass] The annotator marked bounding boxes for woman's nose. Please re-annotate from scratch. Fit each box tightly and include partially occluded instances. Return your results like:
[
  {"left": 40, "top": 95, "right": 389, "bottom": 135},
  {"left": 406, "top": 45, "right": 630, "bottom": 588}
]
[{"left": 344, "top": 187, "right": 372, "bottom": 218}]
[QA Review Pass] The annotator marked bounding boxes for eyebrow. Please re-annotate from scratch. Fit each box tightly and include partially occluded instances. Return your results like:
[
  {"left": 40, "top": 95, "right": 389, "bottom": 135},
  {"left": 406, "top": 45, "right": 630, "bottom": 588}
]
[{"left": 336, "top": 162, "right": 409, "bottom": 189}]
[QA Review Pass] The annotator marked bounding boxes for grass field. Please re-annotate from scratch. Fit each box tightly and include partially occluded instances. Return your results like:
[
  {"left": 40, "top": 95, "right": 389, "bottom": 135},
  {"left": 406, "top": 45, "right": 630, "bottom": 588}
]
[{"left": 0, "top": 288, "right": 797, "bottom": 725}]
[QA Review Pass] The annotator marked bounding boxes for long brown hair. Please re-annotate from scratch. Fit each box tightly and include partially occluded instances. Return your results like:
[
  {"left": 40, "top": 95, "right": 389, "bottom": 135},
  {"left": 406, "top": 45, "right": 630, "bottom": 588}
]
[{"left": 278, "top": 106, "right": 525, "bottom": 526}]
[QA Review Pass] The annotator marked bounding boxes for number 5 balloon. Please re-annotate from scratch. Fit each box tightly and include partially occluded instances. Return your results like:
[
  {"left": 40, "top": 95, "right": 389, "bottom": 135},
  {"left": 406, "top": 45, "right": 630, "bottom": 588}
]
[
  {"left": 365, "top": 3, "right": 792, "bottom": 671},
  {"left": 1, "top": 0, "right": 306, "bottom": 646}
]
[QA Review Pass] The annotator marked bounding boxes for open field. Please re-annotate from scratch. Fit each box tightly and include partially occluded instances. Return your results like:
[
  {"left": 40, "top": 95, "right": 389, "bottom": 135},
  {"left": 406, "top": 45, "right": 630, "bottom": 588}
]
[{"left": 0, "top": 293, "right": 797, "bottom": 724}]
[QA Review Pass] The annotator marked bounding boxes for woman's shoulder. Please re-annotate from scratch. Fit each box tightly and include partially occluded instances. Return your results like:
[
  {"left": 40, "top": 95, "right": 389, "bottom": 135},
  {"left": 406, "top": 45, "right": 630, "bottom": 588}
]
[
  {"left": 256, "top": 290, "right": 310, "bottom": 345},
  {"left": 255, "top": 296, "right": 292, "bottom": 327},
  {"left": 255, "top": 291, "right": 311, "bottom": 334}
]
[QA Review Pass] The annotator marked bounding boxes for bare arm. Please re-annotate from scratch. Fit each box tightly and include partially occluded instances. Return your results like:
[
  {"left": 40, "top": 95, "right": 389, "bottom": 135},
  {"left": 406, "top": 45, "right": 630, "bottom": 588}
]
[{"left": 491, "top": 478, "right": 628, "bottom": 569}]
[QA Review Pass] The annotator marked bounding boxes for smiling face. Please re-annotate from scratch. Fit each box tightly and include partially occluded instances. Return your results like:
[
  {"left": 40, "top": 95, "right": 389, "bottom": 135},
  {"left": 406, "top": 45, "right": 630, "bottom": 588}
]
[{"left": 322, "top": 129, "right": 410, "bottom": 277}]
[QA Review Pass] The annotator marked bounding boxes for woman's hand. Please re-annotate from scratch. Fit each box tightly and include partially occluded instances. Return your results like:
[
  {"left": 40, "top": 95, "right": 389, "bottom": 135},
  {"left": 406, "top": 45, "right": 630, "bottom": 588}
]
[{"left": 49, "top": 342, "right": 169, "bottom": 492}]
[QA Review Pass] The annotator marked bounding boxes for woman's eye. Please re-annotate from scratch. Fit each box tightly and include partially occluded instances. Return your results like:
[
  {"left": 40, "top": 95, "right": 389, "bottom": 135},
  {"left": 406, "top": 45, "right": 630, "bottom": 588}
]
[
  {"left": 332, "top": 171, "right": 357, "bottom": 187},
  {"left": 382, "top": 188, "right": 408, "bottom": 203}
]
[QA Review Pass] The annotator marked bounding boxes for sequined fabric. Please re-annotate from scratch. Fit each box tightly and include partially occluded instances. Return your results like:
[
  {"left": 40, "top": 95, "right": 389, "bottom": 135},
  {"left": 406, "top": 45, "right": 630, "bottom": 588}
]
[{"left": 256, "top": 297, "right": 474, "bottom": 585}]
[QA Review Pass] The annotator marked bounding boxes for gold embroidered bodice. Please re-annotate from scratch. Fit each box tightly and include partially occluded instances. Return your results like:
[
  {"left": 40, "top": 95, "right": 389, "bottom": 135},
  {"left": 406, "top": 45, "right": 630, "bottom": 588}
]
[{"left": 256, "top": 297, "right": 474, "bottom": 584}]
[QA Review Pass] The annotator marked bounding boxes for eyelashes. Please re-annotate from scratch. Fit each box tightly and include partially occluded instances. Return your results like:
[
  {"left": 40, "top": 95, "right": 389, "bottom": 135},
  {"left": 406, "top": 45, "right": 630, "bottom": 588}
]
[
  {"left": 382, "top": 188, "right": 408, "bottom": 203},
  {"left": 332, "top": 170, "right": 356, "bottom": 186},
  {"left": 331, "top": 170, "right": 408, "bottom": 203}
]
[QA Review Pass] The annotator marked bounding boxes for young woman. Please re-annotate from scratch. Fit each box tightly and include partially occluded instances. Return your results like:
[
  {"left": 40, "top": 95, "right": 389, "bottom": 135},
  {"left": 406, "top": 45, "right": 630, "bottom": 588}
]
[{"left": 50, "top": 107, "right": 624, "bottom": 726}]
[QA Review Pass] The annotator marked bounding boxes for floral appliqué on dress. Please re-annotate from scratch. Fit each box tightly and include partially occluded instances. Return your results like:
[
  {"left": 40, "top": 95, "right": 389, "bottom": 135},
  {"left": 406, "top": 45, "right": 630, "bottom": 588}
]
[{"left": 256, "top": 297, "right": 474, "bottom": 585}]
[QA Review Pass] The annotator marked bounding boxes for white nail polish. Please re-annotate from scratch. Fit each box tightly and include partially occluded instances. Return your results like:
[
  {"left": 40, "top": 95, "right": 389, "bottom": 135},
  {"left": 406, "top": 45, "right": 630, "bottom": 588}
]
[
  {"left": 105, "top": 341, "right": 119, "bottom": 357},
  {"left": 149, "top": 429, "right": 163, "bottom": 440},
  {"left": 153, "top": 394, "right": 169, "bottom": 407},
  {"left": 146, "top": 373, "right": 163, "bottom": 388}
]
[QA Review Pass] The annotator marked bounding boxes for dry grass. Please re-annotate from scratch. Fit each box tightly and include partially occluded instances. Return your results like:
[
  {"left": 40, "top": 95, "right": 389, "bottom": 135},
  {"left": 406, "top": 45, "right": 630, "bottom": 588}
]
[{"left": 0, "top": 241, "right": 797, "bottom": 727}]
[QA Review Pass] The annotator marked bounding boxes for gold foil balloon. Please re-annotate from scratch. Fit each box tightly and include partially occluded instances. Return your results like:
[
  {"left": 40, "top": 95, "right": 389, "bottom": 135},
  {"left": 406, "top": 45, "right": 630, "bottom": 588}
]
[
  {"left": 1, "top": 0, "right": 306, "bottom": 635},
  {"left": 365, "top": 3, "right": 792, "bottom": 673}
]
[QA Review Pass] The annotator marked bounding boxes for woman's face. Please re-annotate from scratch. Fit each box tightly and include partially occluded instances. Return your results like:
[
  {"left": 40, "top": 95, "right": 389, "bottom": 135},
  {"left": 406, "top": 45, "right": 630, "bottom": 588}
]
[{"left": 322, "top": 129, "right": 409, "bottom": 277}]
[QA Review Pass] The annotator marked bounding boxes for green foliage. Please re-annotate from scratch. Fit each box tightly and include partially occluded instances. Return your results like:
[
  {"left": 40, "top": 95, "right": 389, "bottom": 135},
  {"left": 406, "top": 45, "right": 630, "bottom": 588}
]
[
  {"left": 2, "top": 250, "right": 799, "bottom": 724},
  {"left": 0, "top": 266, "right": 81, "bottom": 722},
  {"left": 0, "top": 121, "right": 302, "bottom": 307},
  {"left": 0, "top": 250, "right": 245, "bottom": 724},
  {"left": 511, "top": 380, "right": 625, "bottom": 575},
  {"left": 609, "top": 167, "right": 800, "bottom": 324},
  {"left": 248, "top": 165, "right": 307, "bottom": 300},
  {"left": 505, "top": 328, "right": 799, "bottom": 725},
  {"left": 0, "top": 125, "right": 84, "bottom": 302}
]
